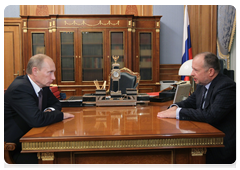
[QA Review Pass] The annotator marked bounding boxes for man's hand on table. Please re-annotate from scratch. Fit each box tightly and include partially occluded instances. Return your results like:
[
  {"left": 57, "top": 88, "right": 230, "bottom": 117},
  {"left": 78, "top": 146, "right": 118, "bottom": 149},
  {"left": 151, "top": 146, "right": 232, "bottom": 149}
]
[
  {"left": 63, "top": 113, "right": 75, "bottom": 119},
  {"left": 157, "top": 106, "right": 177, "bottom": 118}
]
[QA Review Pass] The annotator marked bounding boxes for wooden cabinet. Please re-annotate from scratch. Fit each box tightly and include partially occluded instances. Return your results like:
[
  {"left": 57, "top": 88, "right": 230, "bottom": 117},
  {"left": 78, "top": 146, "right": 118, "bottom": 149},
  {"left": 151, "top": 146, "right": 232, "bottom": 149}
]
[{"left": 21, "top": 15, "right": 162, "bottom": 96}]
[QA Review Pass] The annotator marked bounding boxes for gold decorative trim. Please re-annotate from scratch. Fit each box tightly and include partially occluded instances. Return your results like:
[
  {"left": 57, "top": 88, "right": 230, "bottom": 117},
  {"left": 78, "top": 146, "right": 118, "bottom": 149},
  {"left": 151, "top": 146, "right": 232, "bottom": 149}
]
[
  {"left": 128, "top": 21, "right": 132, "bottom": 26},
  {"left": 217, "top": 12, "right": 236, "bottom": 70},
  {"left": 64, "top": 20, "right": 120, "bottom": 27},
  {"left": 49, "top": 21, "right": 52, "bottom": 33},
  {"left": 23, "top": 21, "right": 27, "bottom": 33},
  {"left": 60, "top": 89, "right": 76, "bottom": 92},
  {"left": 22, "top": 137, "right": 223, "bottom": 152},
  {"left": 37, "top": 152, "right": 54, "bottom": 161},
  {"left": 228, "top": 12, "right": 236, "bottom": 52},
  {"left": 191, "top": 148, "right": 207, "bottom": 156},
  {"left": 128, "top": 28, "right": 132, "bottom": 32},
  {"left": 156, "top": 29, "right": 160, "bottom": 33},
  {"left": 52, "top": 20, "right": 56, "bottom": 32},
  {"left": 217, "top": 40, "right": 230, "bottom": 69}
]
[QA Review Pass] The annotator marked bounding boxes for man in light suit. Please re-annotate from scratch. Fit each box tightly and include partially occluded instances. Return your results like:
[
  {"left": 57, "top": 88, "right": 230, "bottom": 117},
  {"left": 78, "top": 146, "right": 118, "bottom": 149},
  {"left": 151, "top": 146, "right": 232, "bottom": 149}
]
[
  {"left": 157, "top": 52, "right": 236, "bottom": 164},
  {"left": 4, "top": 54, "right": 74, "bottom": 164}
]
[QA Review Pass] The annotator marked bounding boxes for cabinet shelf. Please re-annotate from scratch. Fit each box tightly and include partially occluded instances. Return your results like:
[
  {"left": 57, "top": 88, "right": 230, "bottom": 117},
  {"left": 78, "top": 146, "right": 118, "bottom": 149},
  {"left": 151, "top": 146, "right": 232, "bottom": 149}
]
[
  {"left": 61, "top": 42, "right": 74, "bottom": 45},
  {"left": 32, "top": 43, "right": 44, "bottom": 46},
  {"left": 61, "top": 55, "right": 74, "bottom": 58},
  {"left": 83, "top": 68, "right": 103, "bottom": 70},
  {"left": 62, "top": 67, "right": 74, "bottom": 71},
  {"left": 82, "top": 42, "right": 103, "bottom": 45},
  {"left": 82, "top": 55, "right": 103, "bottom": 58}
]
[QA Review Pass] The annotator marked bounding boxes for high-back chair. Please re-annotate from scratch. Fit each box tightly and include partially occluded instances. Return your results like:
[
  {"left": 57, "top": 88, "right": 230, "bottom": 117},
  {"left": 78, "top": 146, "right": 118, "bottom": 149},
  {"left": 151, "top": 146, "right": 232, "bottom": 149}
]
[{"left": 108, "top": 67, "right": 140, "bottom": 94}]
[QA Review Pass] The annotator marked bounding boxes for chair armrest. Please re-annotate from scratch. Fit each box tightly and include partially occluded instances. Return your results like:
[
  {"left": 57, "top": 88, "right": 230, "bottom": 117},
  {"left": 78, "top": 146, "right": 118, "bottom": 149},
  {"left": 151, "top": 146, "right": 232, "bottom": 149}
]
[{"left": 4, "top": 142, "right": 18, "bottom": 168}]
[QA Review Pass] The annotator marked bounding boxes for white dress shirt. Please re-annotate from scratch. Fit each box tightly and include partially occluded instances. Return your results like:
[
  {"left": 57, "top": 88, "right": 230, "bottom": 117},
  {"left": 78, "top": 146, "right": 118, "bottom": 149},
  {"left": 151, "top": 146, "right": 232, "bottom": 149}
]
[
  {"left": 27, "top": 75, "right": 55, "bottom": 112},
  {"left": 175, "top": 82, "right": 211, "bottom": 119}
]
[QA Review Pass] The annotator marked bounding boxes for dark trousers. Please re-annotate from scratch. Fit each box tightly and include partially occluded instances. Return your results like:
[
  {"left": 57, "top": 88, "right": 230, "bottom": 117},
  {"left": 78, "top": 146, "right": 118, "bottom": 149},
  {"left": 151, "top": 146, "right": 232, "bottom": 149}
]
[
  {"left": 11, "top": 149, "right": 38, "bottom": 164},
  {"left": 206, "top": 148, "right": 236, "bottom": 164}
]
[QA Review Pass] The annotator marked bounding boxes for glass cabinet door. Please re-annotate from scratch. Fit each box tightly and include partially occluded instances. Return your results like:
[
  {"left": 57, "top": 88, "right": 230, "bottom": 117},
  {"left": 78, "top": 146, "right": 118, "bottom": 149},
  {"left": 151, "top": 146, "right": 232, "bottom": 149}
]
[
  {"left": 139, "top": 33, "right": 152, "bottom": 80},
  {"left": 60, "top": 32, "right": 75, "bottom": 81},
  {"left": 82, "top": 32, "right": 103, "bottom": 81},
  {"left": 110, "top": 32, "right": 124, "bottom": 68},
  {"left": 32, "top": 33, "right": 45, "bottom": 56}
]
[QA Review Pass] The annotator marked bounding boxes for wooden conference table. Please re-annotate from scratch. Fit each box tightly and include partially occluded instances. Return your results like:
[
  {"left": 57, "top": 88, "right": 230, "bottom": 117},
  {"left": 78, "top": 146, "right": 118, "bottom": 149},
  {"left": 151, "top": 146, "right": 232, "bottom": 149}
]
[{"left": 20, "top": 101, "right": 225, "bottom": 164}]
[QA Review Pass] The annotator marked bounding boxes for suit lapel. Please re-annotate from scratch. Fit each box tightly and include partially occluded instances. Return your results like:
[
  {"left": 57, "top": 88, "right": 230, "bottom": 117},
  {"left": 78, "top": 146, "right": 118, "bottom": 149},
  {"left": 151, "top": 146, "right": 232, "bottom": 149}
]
[
  {"left": 24, "top": 75, "right": 39, "bottom": 101},
  {"left": 202, "top": 73, "right": 221, "bottom": 109}
]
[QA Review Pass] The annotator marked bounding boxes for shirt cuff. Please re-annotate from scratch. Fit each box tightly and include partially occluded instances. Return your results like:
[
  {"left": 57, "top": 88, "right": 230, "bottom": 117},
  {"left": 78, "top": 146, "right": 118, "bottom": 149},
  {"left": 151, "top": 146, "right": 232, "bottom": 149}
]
[
  {"left": 176, "top": 108, "right": 181, "bottom": 120},
  {"left": 169, "top": 104, "right": 181, "bottom": 120},
  {"left": 44, "top": 107, "right": 56, "bottom": 112}
]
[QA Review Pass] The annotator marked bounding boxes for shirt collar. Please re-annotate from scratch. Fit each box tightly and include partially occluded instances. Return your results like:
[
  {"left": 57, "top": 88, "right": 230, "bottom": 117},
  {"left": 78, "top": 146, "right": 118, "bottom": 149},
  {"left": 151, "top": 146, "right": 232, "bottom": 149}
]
[
  {"left": 27, "top": 75, "right": 42, "bottom": 97},
  {"left": 205, "top": 82, "right": 211, "bottom": 90}
]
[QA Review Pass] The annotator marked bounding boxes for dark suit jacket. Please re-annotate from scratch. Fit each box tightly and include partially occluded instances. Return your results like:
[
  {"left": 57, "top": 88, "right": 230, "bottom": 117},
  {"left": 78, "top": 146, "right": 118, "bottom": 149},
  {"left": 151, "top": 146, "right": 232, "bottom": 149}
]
[
  {"left": 4, "top": 75, "right": 63, "bottom": 150},
  {"left": 175, "top": 73, "right": 236, "bottom": 163}
]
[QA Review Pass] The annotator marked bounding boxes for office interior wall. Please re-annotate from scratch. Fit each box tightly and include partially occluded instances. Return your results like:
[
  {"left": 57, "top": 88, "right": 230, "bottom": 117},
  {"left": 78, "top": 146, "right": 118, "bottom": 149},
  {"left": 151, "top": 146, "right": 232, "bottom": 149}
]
[
  {"left": 153, "top": 5, "right": 184, "bottom": 64},
  {"left": 4, "top": 5, "right": 20, "bottom": 17}
]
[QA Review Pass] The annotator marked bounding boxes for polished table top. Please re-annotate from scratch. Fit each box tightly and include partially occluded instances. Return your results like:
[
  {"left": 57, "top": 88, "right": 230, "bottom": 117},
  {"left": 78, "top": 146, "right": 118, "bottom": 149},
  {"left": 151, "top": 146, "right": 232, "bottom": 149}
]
[{"left": 21, "top": 101, "right": 224, "bottom": 144}]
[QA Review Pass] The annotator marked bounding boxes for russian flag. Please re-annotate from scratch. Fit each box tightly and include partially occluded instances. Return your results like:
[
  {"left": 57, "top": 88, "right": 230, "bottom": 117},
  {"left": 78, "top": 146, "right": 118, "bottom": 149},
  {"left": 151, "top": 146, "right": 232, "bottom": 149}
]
[{"left": 181, "top": 5, "right": 193, "bottom": 80}]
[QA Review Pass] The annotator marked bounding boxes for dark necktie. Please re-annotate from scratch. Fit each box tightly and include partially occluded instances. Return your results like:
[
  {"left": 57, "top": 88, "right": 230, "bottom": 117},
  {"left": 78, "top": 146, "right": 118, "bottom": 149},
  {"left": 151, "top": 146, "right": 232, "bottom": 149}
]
[
  {"left": 38, "top": 89, "right": 43, "bottom": 111},
  {"left": 201, "top": 87, "right": 207, "bottom": 109}
]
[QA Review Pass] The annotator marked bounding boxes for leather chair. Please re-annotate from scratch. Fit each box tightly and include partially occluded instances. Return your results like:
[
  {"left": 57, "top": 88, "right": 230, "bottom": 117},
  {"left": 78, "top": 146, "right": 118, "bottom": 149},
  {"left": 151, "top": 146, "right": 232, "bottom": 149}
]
[
  {"left": 108, "top": 67, "right": 140, "bottom": 94},
  {"left": 223, "top": 68, "right": 234, "bottom": 80},
  {"left": 4, "top": 142, "right": 16, "bottom": 164}
]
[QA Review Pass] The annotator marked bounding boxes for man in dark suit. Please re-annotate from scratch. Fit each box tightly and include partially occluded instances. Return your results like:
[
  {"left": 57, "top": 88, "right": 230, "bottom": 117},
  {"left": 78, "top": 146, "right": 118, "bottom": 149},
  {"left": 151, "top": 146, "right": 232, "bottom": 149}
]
[
  {"left": 157, "top": 52, "right": 236, "bottom": 164},
  {"left": 4, "top": 54, "right": 74, "bottom": 164}
]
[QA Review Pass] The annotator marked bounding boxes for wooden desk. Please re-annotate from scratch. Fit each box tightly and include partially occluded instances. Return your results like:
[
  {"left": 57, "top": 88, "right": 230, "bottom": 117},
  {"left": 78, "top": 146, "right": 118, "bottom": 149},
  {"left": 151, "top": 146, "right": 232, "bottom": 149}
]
[{"left": 20, "top": 101, "right": 225, "bottom": 164}]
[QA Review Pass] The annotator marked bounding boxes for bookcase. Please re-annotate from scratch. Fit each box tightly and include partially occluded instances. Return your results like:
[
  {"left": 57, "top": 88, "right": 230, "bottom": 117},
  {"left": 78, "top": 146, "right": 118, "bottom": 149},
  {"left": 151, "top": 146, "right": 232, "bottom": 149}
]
[{"left": 21, "top": 15, "right": 162, "bottom": 97}]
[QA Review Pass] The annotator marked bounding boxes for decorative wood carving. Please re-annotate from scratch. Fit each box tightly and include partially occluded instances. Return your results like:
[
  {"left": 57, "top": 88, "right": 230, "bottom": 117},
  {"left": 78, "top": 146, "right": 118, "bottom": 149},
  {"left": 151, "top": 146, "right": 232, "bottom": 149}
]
[
  {"left": 36, "top": 5, "right": 49, "bottom": 16},
  {"left": 20, "top": 5, "right": 64, "bottom": 16},
  {"left": 111, "top": 5, "right": 152, "bottom": 16},
  {"left": 22, "top": 137, "right": 223, "bottom": 152},
  {"left": 125, "top": 5, "right": 138, "bottom": 15}
]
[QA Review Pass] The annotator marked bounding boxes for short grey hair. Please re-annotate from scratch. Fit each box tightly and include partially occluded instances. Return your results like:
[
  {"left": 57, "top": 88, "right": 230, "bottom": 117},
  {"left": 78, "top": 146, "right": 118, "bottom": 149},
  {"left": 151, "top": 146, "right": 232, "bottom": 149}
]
[
  {"left": 202, "top": 52, "right": 221, "bottom": 73},
  {"left": 26, "top": 54, "right": 52, "bottom": 74}
]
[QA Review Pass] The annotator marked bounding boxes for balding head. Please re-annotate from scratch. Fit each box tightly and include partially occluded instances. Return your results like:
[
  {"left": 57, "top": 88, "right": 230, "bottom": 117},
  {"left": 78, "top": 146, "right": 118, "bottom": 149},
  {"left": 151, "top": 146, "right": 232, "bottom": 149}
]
[{"left": 26, "top": 54, "right": 54, "bottom": 75}]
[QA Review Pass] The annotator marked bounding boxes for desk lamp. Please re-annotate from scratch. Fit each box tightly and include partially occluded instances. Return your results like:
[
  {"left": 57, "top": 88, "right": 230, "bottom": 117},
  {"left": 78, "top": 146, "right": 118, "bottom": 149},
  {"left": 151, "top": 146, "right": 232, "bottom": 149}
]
[
  {"left": 178, "top": 59, "right": 192, "bottom": 81},
  {"left": 178, "top": 59, "right": 194, "bottom": 92}
]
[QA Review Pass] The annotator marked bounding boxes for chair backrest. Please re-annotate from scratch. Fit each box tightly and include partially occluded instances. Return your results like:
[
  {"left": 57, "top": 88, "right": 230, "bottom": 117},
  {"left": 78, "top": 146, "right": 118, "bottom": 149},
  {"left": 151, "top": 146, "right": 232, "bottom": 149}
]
[
  {"left": 223, "top": 68, "right": 234, "bottom": 80},
  {"left": 108, "top": 67, "right": 140, "bottom": 94}
]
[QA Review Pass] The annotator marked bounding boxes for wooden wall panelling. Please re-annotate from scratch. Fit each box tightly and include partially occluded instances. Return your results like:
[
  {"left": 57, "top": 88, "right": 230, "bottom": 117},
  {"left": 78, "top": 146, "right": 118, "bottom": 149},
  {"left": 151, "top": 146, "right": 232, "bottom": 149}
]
[
  {"left": 111, "top": 5, "right": 153, "bottom": 16},
  {"left": 50, "top": 16, "right": 58, "bottom": 84},
  {"left": 4, "top": 18, "right": 22, "bottom": 89},
  {"left": 159, "top": 64, "right": 181, "bottom": 81},
  {"left": 20, "top": 5, "right": 64, "bottom": 16},
  {"left": 188, "top": 5, "right": 217, "bottom": 57},
  {"left": 127, "top": 18, "right": 133, "bottom": 69},
  {"left": 21, "top": 17, "right": 28, "bottom": 73}
]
